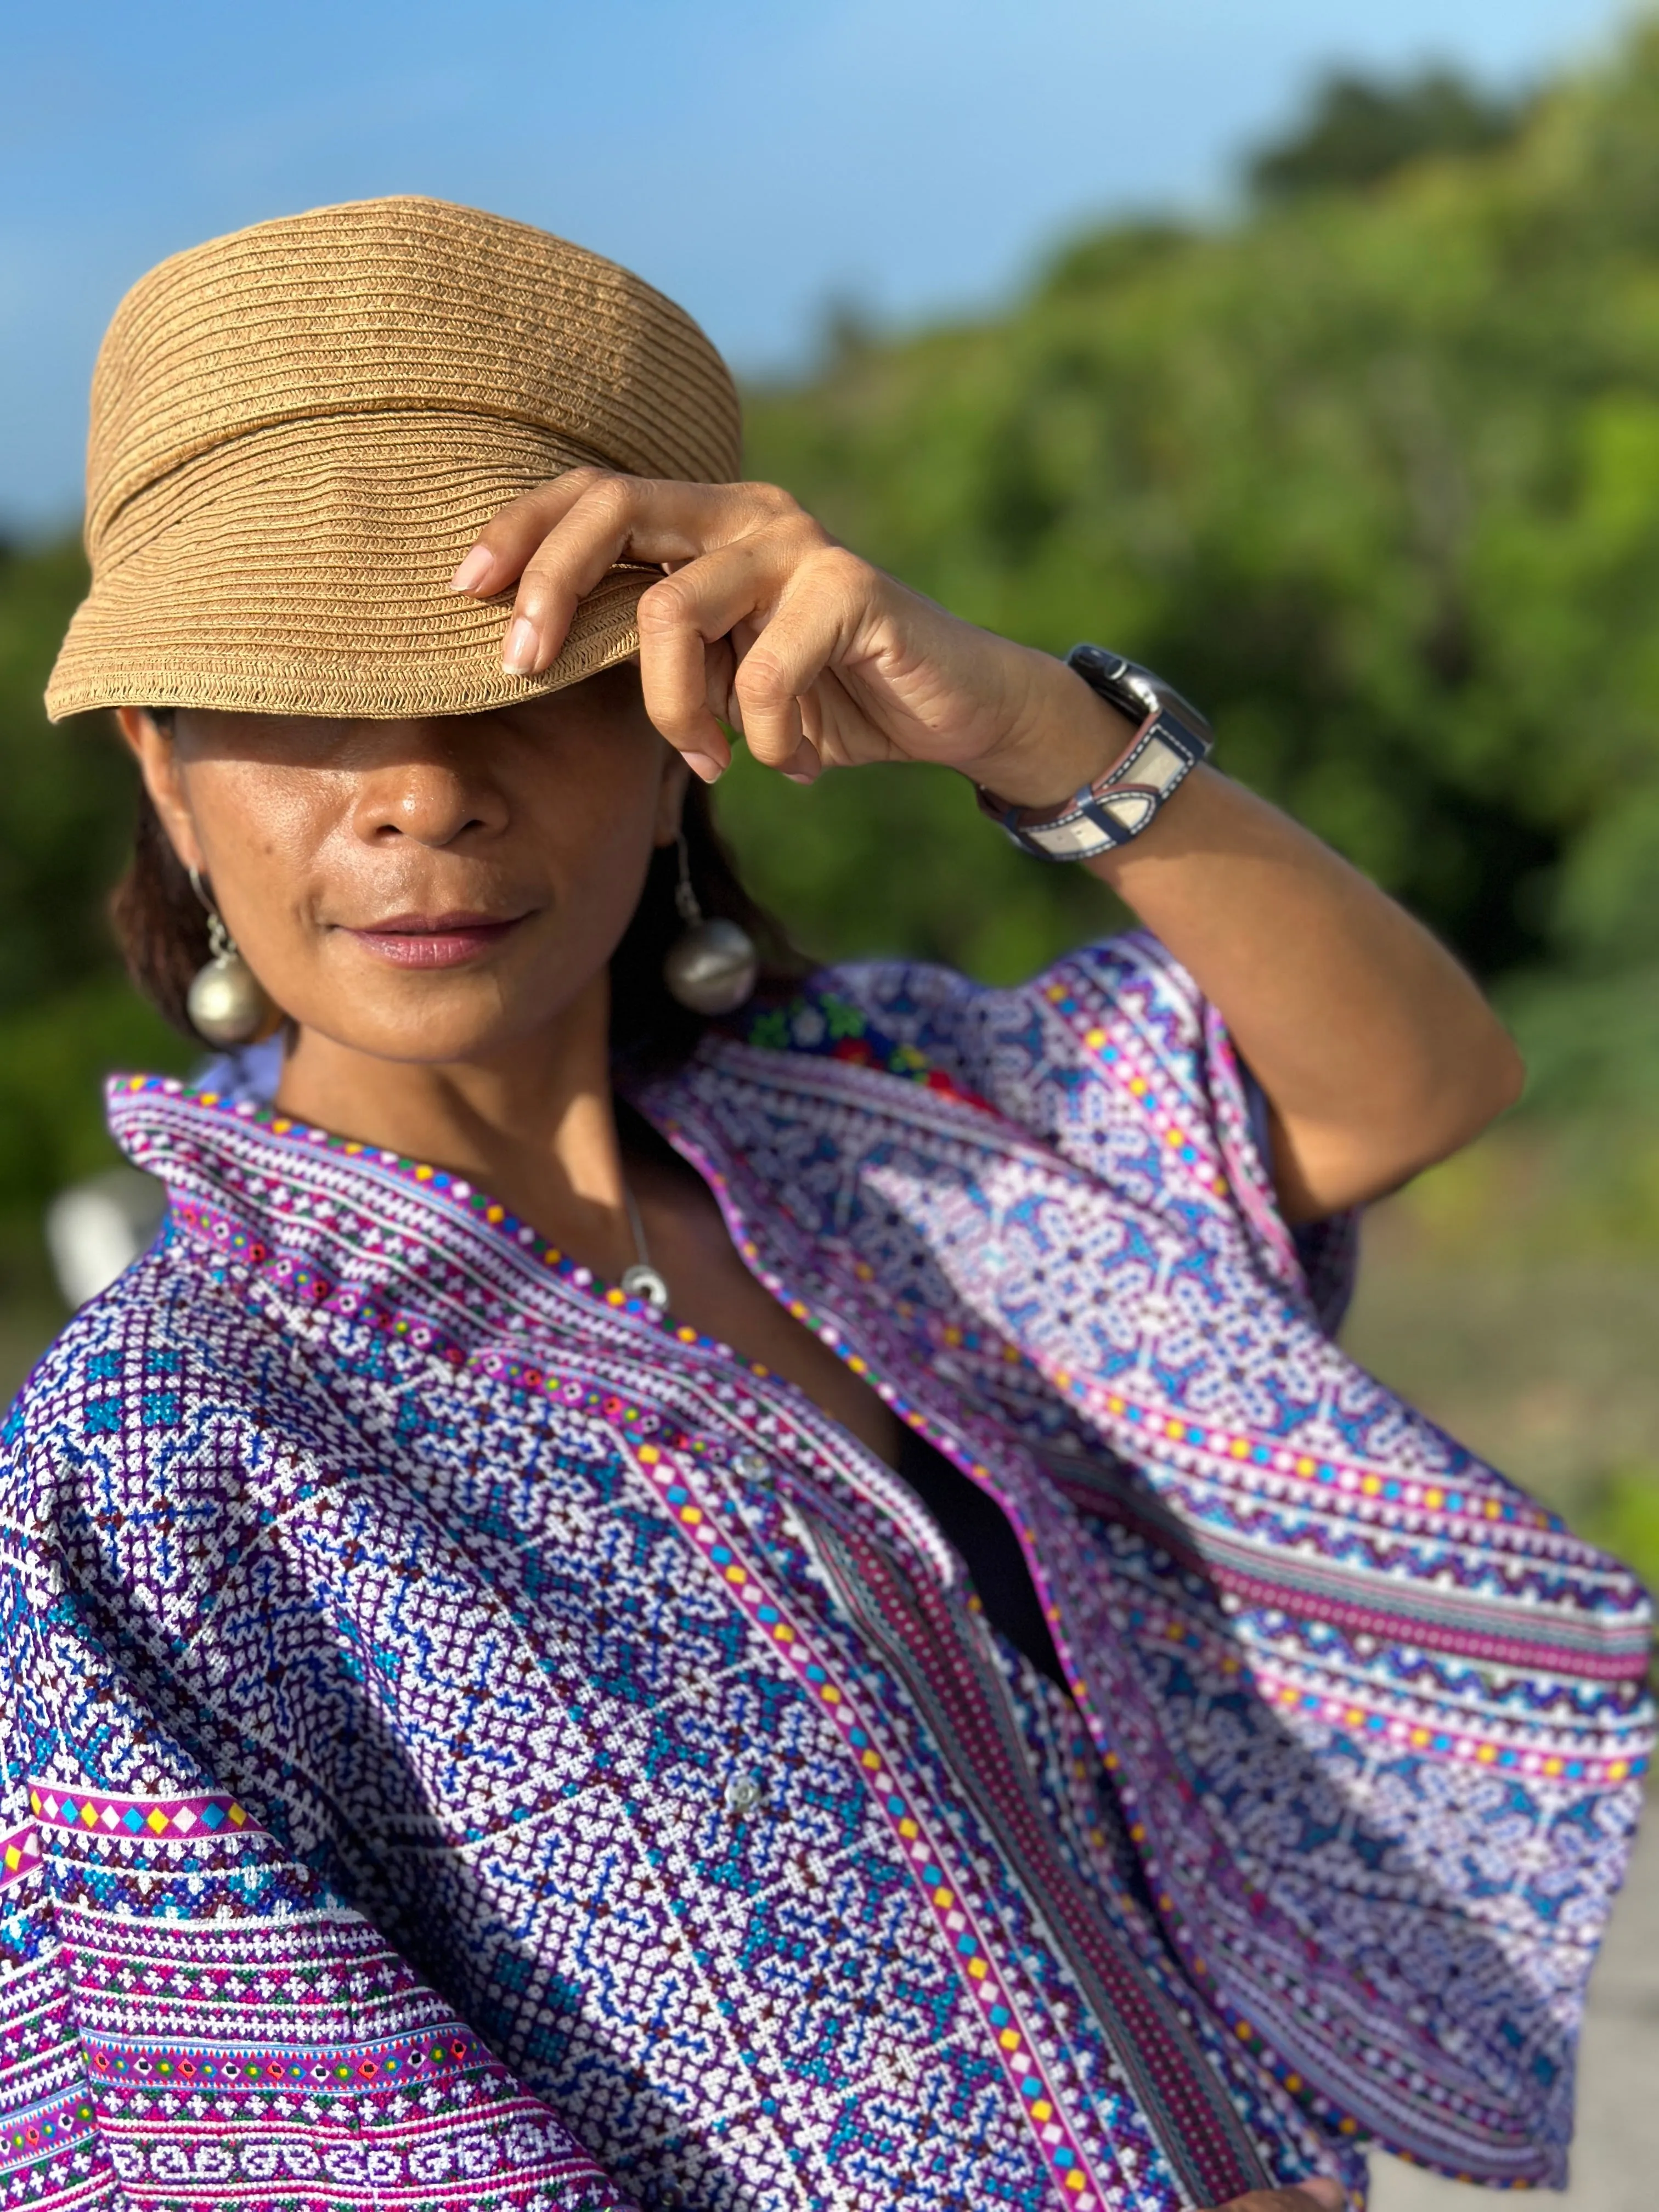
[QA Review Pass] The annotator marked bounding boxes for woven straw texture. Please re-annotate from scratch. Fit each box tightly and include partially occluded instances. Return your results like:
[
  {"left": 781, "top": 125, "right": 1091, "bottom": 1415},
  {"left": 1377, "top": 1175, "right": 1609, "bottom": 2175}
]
[{"left": 46, "top": 196, "right": 742, "bottom": 721}]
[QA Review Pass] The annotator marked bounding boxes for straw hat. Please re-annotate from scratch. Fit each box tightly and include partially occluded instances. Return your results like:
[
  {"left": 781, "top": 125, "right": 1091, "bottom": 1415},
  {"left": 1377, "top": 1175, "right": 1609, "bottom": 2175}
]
[{"left": 45, "top": 196, "right": 742, "bottom": 721}]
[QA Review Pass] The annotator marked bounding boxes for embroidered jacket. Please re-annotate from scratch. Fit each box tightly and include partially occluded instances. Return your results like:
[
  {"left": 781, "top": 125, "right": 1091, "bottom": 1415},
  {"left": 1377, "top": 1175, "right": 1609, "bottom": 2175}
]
[{"left": 0, "top": 935, "right": 1649, "bottom": 2212}]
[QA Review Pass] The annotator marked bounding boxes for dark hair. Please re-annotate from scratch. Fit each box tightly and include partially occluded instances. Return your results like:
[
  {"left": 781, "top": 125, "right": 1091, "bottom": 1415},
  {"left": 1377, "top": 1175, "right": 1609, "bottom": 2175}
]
[{"left": 111, "top": 723, "right": 802, "bottom": 1077}]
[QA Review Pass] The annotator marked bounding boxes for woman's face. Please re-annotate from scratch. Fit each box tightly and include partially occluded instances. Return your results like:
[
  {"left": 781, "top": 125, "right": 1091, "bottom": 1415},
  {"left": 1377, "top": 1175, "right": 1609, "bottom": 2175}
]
[{"left": 120, "top": 665, "right": 688, "bottom": 1065}]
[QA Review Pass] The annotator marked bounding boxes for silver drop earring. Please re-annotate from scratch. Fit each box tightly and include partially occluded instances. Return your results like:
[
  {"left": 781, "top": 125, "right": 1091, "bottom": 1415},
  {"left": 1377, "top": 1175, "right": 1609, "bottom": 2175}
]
[
  {"left": 661, "top": 832, "right": 758, "bottom": 1015},
  {"left": 185, "top": 867, "right": 275, "bottom": 1046}
]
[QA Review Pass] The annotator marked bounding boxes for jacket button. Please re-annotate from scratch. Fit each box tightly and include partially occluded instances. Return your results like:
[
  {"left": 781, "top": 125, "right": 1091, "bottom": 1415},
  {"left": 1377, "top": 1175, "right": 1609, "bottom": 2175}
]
[{"left": 725, "top": 1773, "right": 765, "bottom": 1816}]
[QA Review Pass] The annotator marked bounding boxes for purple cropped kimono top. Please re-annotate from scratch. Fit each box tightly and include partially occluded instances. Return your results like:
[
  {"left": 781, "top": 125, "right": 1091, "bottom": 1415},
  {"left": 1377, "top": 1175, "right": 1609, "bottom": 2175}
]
[{"left": 0, "top": 934, "right": 1649, "bottom": 2211}]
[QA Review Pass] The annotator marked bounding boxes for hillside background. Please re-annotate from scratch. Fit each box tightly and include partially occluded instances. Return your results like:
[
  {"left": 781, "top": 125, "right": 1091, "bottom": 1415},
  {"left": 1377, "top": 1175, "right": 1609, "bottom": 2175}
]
[{"left": 4, "top": 29, "right": 1659, "bottom": 1585}]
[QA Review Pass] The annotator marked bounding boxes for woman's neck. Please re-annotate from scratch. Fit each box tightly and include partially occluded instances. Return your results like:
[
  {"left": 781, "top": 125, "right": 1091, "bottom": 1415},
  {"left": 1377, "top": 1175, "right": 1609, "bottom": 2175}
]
[{"left": 273, "top": 972, "right": 637, "bottom": 1277}]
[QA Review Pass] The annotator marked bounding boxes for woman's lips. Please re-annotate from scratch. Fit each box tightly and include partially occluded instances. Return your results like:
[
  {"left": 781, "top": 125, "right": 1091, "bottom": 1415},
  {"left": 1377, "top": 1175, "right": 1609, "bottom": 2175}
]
[{"left": 343, "top": 912, "right": 527, "bottom": 969}]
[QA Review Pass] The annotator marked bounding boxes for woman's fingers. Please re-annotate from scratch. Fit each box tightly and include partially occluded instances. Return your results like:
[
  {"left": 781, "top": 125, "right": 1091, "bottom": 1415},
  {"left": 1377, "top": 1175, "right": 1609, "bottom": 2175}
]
[
  {"left": 635, "top": 534, "right": 840, "bottom": 770},
  {"left": 447, "top": 473, "right": 599, "bottom": 600},
  {"left": 728, "top": 549, "right": 879, "bottom": 770},
  {"left": 449, "top": 473, "right": 816, "bottom": 679},
  {"left": 503, "top": 474, "right": 671, "bottom": 675},
  {"left": 448, "top": 472, "right": 878, "bottom": 784},
  {"left": 635, "top": 585, "right": 732, "bottom": 778}
]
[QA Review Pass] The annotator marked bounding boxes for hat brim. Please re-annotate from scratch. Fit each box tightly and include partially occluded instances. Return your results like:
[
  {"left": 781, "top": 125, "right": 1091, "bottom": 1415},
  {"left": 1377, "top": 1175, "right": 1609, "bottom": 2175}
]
[{"left": 46, "top": 410, "right": 653, "bottom": 721}]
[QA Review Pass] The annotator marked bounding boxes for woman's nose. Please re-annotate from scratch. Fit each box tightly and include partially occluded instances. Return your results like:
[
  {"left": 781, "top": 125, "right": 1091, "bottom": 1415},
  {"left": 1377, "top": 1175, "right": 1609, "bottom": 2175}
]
[{"left": 346, "top": 723, "right": 507, "bottom": 847}]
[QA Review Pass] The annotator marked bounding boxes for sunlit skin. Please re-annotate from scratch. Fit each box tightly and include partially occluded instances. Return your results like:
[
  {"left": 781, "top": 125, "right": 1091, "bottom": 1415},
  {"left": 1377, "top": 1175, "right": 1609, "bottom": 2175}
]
[{"left": 121, "top": 477, "right": 1522, "bottom": 2210}]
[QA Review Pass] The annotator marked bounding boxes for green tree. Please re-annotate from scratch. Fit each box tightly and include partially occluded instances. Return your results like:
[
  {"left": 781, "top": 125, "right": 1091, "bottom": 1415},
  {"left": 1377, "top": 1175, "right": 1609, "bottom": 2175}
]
[
  {"left": 726, "top": 18, "right": 1659, "bottom": 1064},
  {"left": 1245, "top": 68, "right": 1528, "bottom": 202},
  {"left": 0, "top": 538, "right": 136, "bottom": 1009}
]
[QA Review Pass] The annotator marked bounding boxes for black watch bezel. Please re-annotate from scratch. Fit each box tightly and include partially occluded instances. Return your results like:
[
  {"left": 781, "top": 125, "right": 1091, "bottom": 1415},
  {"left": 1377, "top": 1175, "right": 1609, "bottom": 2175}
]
[{"left": 1067, "top": 644, "right": 1213, "bottom": 744}]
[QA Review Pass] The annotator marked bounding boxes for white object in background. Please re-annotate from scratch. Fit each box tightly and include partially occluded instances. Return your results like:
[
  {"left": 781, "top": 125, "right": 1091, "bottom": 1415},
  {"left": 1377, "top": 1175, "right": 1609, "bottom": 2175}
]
[{"left": 44, "top": 1169, "right": 167, "bottom": 1309}]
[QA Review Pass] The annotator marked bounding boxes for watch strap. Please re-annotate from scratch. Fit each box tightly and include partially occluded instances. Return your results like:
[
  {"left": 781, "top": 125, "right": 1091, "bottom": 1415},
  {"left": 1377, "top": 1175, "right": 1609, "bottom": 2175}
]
[{"left": 977, "top": 646, "right": 1212, "bottom": 862}]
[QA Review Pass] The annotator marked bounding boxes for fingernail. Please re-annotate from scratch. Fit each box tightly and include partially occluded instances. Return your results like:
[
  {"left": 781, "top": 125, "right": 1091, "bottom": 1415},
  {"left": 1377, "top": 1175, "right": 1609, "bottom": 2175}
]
[
  {"left": 683, "top": 752, "right": 725, "bottom": 784},
  {"left": 449, "top": 544, "right": 494, "bottom": 594},
  {"left": 502, "top": 617, "right": 539, "bottom": 675},
  {"left": 783, "top": 769, "right": 819, "bottom": 786}
]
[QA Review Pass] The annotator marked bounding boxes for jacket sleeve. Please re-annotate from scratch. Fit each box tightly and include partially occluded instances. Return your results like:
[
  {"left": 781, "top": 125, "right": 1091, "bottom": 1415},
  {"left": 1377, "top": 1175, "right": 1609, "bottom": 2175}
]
[
  {"left": 0, "top": 1410, "right": 636, "bottom": 2212},
  {"left": 802, "top": 931, "right": 1654, "bottom": 2188}
]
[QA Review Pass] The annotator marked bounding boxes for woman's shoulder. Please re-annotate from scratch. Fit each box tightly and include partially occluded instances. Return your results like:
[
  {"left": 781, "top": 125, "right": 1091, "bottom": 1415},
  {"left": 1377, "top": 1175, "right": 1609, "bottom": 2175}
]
[
  {"left": 730, "top": 929, "right": 1209, "bottom": 1108},
  {"left": 1, "top": 1233, "right": 290, "bottom": 1509},
  {"left": 797, "top": 929, "right": 1195, "bottom": 1035}
]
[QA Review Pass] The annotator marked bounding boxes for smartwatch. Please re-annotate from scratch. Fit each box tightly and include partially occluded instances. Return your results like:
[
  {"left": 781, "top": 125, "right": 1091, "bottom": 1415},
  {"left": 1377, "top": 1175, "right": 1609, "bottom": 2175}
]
[{"left": 977, "top": 644, "right": 1213, "bottom": 862}]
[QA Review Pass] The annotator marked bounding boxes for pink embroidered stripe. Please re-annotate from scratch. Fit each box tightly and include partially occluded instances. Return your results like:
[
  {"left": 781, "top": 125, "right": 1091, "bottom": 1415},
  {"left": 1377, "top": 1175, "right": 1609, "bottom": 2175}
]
[{"left": 29, "top": 1785, "right": 251, "bottom": 1839}]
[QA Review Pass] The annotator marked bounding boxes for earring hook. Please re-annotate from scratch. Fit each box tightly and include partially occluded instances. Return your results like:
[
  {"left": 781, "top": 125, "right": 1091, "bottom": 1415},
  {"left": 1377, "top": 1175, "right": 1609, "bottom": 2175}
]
[
  {"left": 673, "top": 830, "right": 703, "bottom": 926},
  {"left": 186, "top": 865, "right": 235, "bottom": 962}
]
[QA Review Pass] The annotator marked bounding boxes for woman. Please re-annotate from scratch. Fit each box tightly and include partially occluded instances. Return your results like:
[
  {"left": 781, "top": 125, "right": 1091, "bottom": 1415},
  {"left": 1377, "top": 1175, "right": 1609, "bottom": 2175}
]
[{"left": 8, "top": 196, "right": 1649, "bottom": 2212}]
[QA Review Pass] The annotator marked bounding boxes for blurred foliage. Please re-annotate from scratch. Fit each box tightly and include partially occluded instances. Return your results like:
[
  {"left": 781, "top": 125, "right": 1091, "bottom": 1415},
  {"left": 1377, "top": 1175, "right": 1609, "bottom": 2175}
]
[
  {"left": 1577, "top": 1465, "right": 1659, "bottom": 1598},
  {"left": 0, "top": 540, "right": 191, "bottom": 1301},
  {"left": 0, "top": 979, "right": 188, "bottom": 1225},
  {"left": 1244, "top": 69, "right": 1528, "bottom": 201},
  {"left": 1380, "top": 1107, "right": 1659, "bottom": 1261},
  {"left": 713, "top": 752, "right": 1126, "bottom": 979},
  {"left": 0, "top": 539, "right": 140, "bottom": 1009}
]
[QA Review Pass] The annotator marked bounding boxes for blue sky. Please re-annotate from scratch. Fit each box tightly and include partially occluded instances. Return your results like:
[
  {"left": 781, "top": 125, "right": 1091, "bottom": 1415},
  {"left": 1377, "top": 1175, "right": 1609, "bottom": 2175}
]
[{"left": 0, "top": 0, "right": 1638, "bottom": 528}]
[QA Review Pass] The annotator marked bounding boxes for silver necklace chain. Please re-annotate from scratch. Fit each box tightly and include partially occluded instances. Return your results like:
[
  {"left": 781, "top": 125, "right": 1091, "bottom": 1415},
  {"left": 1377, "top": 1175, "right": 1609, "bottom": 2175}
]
[{"left": 619, "top": 1181, "right": 671, "bottom": 1312}]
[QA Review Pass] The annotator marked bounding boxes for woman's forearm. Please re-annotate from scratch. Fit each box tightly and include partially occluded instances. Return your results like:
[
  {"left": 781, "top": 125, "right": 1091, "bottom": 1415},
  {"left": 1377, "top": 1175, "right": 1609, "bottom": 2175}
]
[{"left": 1081, "top": 761, "right": 1523, "bottom": 1221}]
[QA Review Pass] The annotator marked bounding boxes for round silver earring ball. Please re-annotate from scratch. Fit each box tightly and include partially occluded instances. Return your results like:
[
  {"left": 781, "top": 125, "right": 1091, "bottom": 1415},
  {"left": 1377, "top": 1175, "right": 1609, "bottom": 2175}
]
[
  {"left": 662, "top": 918, "right": 759, "bottom": 1016},
  {"left": 187, "top": 951, "right": 273, "bottom": 1046}
]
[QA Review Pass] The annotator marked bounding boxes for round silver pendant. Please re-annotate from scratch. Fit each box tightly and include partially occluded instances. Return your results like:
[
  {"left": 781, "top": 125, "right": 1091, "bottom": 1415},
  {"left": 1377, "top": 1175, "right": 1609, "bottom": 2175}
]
[
  {"left": 662, "top": 918, "right": 759, "bottom": 1017},
  {"left": 619, "top": 1261, "right": 671, "bottom": 1312},
  {"left": 186, "top": 952, "right": 272, "bottom": 1046}
]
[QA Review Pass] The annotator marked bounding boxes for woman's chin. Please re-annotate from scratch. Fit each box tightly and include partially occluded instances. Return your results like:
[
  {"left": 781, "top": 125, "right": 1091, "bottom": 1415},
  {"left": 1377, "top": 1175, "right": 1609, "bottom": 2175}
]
[{"left": 280, "top": 964, "right": 592, "bottom": 1071}]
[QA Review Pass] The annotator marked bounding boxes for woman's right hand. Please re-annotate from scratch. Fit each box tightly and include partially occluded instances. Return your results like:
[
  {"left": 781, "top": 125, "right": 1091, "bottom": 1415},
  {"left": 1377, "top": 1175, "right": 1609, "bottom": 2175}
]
[{"left": 449, "top": 469, "right": 1131, "bottom": 809}]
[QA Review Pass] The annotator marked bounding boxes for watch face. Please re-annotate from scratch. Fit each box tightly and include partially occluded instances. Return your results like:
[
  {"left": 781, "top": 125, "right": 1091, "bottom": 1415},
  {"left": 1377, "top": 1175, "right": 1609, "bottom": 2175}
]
[
  {"left": 1122, "top": 659, "right": 1211, "bottom": 740},
  {"left": 1069, "top": 645, "right": 1211, "bottom": 738},
  {"left": 1111, "top": 661, "right": 1164, "bottom": 720}
]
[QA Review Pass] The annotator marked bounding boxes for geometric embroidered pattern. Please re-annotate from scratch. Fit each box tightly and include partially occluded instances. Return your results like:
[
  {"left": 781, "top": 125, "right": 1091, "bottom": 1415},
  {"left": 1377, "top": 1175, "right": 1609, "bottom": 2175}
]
[
  {"left": 30, "top": 1784, "right": 251, "bottom": 1837},
  {"left": 86, "top": 2025, "right": 505, "bottom": 2092},
  {"left": 629, "top": 1434, "right": 1124, "bottom": 2209},
  {"left": 0, "top": 2092, "right": 96, "bottom": 2173},
  {"left": 0, "top": 1825, "right": 40, "bottom": 1888},
  {"left": 0, "top": 930, "right": 1646, "bottom": 2211}
]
